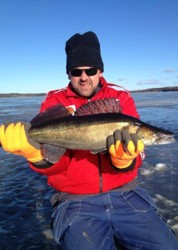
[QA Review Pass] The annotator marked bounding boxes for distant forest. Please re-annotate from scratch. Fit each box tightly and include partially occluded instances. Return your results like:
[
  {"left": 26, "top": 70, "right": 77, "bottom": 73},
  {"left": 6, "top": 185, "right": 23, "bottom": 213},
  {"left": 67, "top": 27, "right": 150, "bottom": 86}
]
[
  {"left": 132, "top": 86, "right": 178, "bottom": 93},
  {"left": 0, "top": 86, "right": 178, "bottom": 97},
  {"left": 0, "top": 93, "right": 46, "bottom": 98}
]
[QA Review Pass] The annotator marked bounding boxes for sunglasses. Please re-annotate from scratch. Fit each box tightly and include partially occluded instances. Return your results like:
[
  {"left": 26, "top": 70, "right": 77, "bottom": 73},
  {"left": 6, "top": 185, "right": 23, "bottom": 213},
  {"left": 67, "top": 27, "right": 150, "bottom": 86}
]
[{"left": 70, "top": 68, "right": 98, "bottom": 77}]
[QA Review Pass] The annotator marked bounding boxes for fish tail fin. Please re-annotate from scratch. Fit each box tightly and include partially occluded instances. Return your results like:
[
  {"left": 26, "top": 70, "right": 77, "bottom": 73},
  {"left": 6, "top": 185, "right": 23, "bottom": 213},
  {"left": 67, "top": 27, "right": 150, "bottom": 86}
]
[{"left": 30, "top": 104, "right": 72, "bottom": 128}]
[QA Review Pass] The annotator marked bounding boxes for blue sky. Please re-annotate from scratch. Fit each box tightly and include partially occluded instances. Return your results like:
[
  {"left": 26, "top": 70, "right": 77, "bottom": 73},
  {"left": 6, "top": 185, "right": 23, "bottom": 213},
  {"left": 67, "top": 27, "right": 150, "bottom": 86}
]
[{"left": 1, "top": 0, "right": 178, "bottom": 93}]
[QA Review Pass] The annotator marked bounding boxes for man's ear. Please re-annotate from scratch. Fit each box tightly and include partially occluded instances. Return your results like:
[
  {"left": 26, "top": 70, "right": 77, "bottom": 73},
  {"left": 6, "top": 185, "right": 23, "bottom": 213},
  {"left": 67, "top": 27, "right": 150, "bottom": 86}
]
[{"left": 99, "top": 72, "right": 103, "bottom": 77}]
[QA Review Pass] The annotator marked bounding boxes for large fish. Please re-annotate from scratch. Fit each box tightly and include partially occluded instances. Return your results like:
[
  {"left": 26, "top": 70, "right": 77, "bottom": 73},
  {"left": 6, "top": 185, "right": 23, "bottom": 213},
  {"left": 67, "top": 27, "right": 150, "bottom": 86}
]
[{"left": 28, "top": 98, "right": 175, "bottom": 162}]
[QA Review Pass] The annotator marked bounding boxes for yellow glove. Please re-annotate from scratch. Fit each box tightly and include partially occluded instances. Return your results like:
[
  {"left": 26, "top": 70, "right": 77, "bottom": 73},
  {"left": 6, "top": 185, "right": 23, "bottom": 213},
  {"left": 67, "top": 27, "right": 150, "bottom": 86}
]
[
  {"left": 107, "top": 130, "right": 144, "bottom": 170},
  {"left": 0, "top": 122, "right": 43, "bottom": 163}
]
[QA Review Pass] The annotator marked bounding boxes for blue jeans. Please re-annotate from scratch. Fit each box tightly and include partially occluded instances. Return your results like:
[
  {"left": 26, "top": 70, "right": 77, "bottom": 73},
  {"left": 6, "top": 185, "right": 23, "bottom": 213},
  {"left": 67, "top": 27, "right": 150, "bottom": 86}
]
[{"left": 52, "top": 186, "right": 178, "bottom": 250}]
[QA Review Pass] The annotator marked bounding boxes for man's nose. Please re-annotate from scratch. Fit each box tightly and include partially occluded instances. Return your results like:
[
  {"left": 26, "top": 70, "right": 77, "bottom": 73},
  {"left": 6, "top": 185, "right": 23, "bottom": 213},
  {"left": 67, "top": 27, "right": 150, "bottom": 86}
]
[{"left": 80, "top": 71, "right": 88, "bottom": 80}]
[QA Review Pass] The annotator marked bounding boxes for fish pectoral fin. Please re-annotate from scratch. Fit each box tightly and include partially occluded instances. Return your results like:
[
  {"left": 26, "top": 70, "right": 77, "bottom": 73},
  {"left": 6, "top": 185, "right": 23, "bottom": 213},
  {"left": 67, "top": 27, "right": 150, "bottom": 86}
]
[{"left": 41, "top": 144, "right": 66, "bottom": 164}]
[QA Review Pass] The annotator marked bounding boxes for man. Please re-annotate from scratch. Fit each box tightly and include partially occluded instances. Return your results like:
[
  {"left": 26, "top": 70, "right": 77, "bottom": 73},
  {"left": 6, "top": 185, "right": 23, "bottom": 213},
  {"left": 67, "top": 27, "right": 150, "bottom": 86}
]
[{"left": 0, "top": 31, "right": 177, "bottom": 249}]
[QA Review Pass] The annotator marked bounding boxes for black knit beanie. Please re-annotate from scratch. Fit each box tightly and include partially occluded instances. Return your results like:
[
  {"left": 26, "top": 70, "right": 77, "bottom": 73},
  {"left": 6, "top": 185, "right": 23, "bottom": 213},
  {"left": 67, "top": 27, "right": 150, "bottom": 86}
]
[{"left": 65, "top": 31, "right": 104, "bottom": 73}]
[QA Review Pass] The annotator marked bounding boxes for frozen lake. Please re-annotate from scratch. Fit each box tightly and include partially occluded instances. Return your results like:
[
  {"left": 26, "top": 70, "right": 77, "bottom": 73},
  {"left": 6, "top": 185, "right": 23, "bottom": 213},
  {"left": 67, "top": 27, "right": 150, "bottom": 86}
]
[{"left": 0, "top": 91, "right": 178, "bottom": 249}]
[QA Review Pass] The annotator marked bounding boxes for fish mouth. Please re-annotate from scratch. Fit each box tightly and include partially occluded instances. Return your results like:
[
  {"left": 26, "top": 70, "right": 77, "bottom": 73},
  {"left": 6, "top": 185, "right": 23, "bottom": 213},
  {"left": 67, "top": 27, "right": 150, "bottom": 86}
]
[{"left": 155, "top": 135, "right": 175, "bottom": 144}]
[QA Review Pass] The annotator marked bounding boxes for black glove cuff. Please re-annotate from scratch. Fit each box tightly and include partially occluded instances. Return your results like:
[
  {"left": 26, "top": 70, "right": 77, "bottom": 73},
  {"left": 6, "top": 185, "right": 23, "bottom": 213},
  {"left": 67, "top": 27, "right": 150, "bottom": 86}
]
[
  {"left": 30, "top": 159, "right": 53, "bottom": 169},
  {"left": 111, "top": 158, "right": 137, "bottom": 172}
]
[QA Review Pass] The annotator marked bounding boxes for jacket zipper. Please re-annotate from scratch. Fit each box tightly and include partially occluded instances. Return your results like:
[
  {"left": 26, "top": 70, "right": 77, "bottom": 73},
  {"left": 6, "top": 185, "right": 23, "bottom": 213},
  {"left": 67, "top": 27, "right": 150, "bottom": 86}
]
[
  {"left": 88, "top": 98, "right": 102, "bottom": 192},
  {"left": 97, "top": 153, "right": 103, "bottom": 192}
]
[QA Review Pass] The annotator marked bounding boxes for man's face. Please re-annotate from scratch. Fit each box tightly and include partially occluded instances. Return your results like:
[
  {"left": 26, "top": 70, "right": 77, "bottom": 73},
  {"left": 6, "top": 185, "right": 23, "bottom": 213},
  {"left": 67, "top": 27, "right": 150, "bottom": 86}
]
[{"left": 68, "top": 67, "right": 103, "bottom": 98}]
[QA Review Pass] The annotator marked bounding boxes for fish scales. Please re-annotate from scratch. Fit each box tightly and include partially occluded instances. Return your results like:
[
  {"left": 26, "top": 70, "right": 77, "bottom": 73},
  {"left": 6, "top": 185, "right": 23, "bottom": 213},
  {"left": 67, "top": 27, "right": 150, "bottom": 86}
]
[
  {"left": 29, "top": 113, "right": 132, "bottom": 151},
  {"left": 0, "top": 98, "right": 175, "bottom": 163},
  {"left": 29, "top": 106, "right": 175, "bottom": 152}
]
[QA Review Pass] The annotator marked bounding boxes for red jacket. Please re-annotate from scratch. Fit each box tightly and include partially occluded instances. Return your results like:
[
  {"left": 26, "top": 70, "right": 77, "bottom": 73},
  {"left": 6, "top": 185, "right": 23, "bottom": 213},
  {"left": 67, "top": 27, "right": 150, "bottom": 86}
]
[{"left": 30, "top": 77, "right": 142, "bottom": 194}]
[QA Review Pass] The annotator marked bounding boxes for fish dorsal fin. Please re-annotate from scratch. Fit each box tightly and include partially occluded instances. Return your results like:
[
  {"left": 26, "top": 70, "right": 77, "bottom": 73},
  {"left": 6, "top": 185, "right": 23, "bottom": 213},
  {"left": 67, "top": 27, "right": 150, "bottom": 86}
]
[
  {"left": 75, "top": 98, "right": 122, "bottom": 116},
  {"left": 31, "top": 104, "right": 71, "bottom": 128}
]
